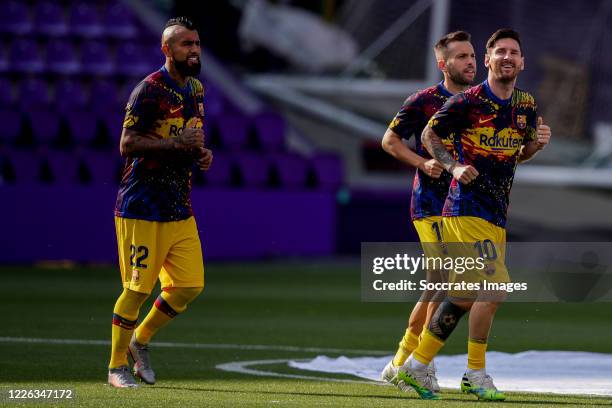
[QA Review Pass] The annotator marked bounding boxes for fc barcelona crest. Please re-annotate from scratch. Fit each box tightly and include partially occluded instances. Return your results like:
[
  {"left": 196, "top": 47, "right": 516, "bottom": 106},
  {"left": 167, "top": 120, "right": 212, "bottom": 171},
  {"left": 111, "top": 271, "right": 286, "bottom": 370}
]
[{"left": 516, "top": 114, "right": 527, "bottom": 129}]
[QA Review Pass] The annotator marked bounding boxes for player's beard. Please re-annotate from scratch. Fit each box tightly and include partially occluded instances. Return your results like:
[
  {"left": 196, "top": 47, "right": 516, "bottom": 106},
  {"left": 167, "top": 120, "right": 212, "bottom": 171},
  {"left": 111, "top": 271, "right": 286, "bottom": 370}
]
[
  {"left": 494, "top": 62, "right": 519, "bottom": 84},
  {"left": 173, "top": 55, "right": 201, "bottom": 77},
  {"left": 447, "top": 64, "right": 474, "bottom": 86}
]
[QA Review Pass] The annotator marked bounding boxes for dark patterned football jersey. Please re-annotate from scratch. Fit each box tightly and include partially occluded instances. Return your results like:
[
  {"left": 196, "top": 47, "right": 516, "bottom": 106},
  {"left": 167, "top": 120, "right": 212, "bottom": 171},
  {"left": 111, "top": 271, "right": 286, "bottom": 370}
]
[
  {"left": 428, "top": 80, "right": 537, "bottom": 227},
  {"left": 389, "top": 82, "right": 453, "bottom": 220},
  {"left": 115, "top": 66, "right": 204, "bottom": 221}
]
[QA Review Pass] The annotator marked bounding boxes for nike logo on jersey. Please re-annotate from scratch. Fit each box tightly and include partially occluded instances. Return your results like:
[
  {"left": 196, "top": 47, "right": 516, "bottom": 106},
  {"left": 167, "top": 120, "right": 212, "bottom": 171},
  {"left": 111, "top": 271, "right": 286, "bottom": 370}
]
[
  {"left": 170, "top": 106, "right": 183, "bottom": 114},
  {"left": 479, "top": 115, "right": 496, "bottom": 124}
]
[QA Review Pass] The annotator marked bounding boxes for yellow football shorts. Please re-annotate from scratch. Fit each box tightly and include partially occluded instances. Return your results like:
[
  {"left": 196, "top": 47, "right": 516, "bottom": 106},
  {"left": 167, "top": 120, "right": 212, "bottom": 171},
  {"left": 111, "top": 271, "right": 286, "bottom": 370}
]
[
  {"left": 442, "top": 216, "right": 509, "bottom": 298},
  {"left": 413, "top": 216, "right": 448, "bottom": 290},
  {"left": 115, "top": 216, "right": 205, "bottom": 294},
  {"left": 413, "top": 216, "right": 446, "bottom": 259}
]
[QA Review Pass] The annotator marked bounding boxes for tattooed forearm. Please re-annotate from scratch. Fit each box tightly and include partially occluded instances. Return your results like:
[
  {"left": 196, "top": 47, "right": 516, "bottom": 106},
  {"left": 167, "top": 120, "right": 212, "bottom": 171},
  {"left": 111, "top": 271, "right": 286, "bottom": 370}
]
[{"left": 421, "top": 126, "right": 457, "bottom": 171}]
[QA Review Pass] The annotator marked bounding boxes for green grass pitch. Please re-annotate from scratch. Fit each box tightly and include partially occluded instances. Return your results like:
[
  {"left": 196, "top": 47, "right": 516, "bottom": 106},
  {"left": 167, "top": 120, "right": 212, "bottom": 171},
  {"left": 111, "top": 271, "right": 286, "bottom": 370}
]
[{"left": 1, "top": 263, "right": 611, "bottom": 407}]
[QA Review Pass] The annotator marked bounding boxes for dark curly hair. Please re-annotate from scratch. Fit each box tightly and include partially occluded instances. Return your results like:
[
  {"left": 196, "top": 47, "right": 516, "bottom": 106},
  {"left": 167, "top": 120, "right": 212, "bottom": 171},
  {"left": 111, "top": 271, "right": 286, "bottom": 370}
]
[{"left": 164, "top": 16, "right": 196, "bottom": 30}]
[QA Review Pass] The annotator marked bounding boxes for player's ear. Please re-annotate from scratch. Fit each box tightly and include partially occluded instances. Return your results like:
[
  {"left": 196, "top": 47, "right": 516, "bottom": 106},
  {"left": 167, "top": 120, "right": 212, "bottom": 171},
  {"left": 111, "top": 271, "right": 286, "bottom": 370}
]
[
  {"left": 161, "top": 42, "right": 171, "bottom": 58},
  {"left": 519, "top": 56, "right": 525, "bottom": 71},
  {"left": 484, "top": 52, "right": 490, "bottom": 69},
  {"left": 437, "top": 58, "right": 446, "bottom": 73}
]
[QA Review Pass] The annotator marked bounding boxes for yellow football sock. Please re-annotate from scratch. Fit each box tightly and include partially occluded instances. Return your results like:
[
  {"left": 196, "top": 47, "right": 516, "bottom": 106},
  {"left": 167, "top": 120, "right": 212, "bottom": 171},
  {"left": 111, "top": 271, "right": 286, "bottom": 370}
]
[
  {"left": 135, "top": 287, "right": 203, "bottom": 345},
  {"left": 467, "top": 338, "right": 487, "bottom": 370},
  {"left": 412, "top": 329, "right": 445, "bottom": 366},
  {"left": 392, "top": 328, "right": 420, "bottom": 367},
  {"left": 109, "top": 289, "right": 148, "bottom": 369}
]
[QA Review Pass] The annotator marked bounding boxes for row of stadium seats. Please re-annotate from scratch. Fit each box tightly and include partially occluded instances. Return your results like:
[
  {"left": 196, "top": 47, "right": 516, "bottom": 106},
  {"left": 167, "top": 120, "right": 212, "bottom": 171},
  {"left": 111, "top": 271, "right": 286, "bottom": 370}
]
[
  {"left": 0, "top": 149, "right": 343, "bottom": 190},
  {"left": 0, "top": 0, "right": 346, "bottom": 193},
  {"left": 0, "top": 77, "right": 228, "bottom": 116},
  {"left": 0, "top": 39, "right": 160, "bottom": 76},
  {"left": 0, "top": 1, "right": 138, "bottom": 39},
  {"left": 0, "top": 109, "right": 286, "bottom": 152}
]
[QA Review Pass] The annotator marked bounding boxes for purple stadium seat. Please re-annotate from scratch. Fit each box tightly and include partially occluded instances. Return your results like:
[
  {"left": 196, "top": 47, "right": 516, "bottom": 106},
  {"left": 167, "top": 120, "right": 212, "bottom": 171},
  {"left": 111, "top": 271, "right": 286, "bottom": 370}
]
[
  {"left": 65, "top": 108, "right": 97, "bottom": 147},
  {"left": 46, "top": 40, "right": 80, "bottom": 75},
  {"left": 253, "top": 112, "right": 285, "bottom": 151},
  {"left": 34, "top": 2, "right": 68, "bottom": 37},
  {"left": 0, "top": 152, "right": 13, "bottom": 183},
  {"left": 82, "top": 150, "right": 119, "bottom": 185},
  {"left": 0, "top": 1, "right": 33, "bottom": 35},
  {"left": 0, "top": 46, "right": 9, "bottom": 74},
  {"left": 270, "top": 152, "right": 308, "bottom": 189},
  {"left": 115, "top": 43, "right": 150, "bottom": 77},
  {"left": 104, "top": 4, "right": 138, "bottom": 39},
  {"left": 55, "top": 78, "right": 88, "bottom": 112},
  {"left": 216, "top": 113, "right": 250, "bottom": 151},
  {"left": 26, "top": 107, "right": 61, "bottom": 146},
  {"left": 90, "top": 80, "right": 120, "bottom": 111},
  {"left": 203, "top": 151, "right": 232, "bottom": 187},
  {"left": 117, "top": 78, "right": 140, "bottom": 105},
  {"left": 0, "top": 109, "right": 23, "bottom": 146},
  {"left": 10, "top": 39, "right": 44, "bottom": 74},
  {"left": 18, "top": 78, "right": 51, "bottom": 109},
  {"left": 46, "top": 151, "right": 79, "bottom": 184},
  {"left": 145, "top": 44, "right": 164, "bottom": 71},
  {"left": 234, "top": 152, "right": 270, "bottom": 188},
  {"left": 0, "top": 78, "right": 14, "bottom": 107},
  {"left": 5, "top": 149, "right": 41, "bottom": 184},
  {"left": 311, "top": 152, "right": 343, "bottom": 190},
  {"left": 81, "top": 41, "right": 114, "bottom": 76},
  {"left": 202, "top": 83, "right": 226, "bottom": 117},
  {"left": 101, "top": 109, "right": 125, "bottom": 147},
  {"left": 70, "top": 3, "right": 104, "bottom": 38}
]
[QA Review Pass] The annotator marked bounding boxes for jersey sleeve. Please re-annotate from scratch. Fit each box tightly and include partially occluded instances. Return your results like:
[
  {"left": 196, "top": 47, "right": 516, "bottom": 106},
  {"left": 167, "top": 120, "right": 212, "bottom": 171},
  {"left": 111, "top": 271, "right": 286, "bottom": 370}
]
[
  {"left": 123, "top": 81, "right": 159, "bottom": 133},
  {"left": 524, "top": 103, "right": 538, "bottom": 143},
  {"left": 427, "top": 92, "right": 470, "bottom": 141},
  {"left": 388, "top": 93, "right": 426, "bottom": 141}
]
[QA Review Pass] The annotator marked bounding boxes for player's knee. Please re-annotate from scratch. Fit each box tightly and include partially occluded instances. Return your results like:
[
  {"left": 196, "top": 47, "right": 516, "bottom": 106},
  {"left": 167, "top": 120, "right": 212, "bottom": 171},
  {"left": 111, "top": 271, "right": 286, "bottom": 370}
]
[
  {"left": 114, "top": 288, "right": 149, "bottom": 318},
  {"left": 162, "top": 287, "right": 203, "bottom": 313},
  {"left": 428, "top": 299, "right": 467, "bottom": 340},
  {"left": 478, "top": 290, "right": 507, "bottom": 305},
  {"left": 481, "top": 300, "right": 503, "bottom": 312},
  {"left": 179, "top": 286, "right": 204, "bottom": 303},
  {"left": 431, "top": 289, "right": 447, "bottom": 303}
]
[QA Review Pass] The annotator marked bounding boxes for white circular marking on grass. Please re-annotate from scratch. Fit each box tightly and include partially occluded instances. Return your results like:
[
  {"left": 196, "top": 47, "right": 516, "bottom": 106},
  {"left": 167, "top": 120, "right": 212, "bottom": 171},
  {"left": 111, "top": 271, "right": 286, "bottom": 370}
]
[
  {"left": 216, "top": 358, "right": 383, "bottom": 385},
  {"left": 0, "top": 336, "right": 387, "bottom": 355}
]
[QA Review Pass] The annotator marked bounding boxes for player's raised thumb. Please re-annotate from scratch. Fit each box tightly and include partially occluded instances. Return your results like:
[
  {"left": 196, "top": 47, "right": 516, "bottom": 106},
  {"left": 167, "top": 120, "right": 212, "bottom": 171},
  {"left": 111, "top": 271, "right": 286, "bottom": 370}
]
[{"left": 537, "top": 116, "right": 543, "bottom": 126}]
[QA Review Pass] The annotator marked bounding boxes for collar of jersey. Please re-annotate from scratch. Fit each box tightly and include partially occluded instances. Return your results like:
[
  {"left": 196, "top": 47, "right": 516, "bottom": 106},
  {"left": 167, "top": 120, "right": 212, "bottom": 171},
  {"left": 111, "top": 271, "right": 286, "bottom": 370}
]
[
  {"left": 436, "top": 81, "right": 453, "bottom": 98},
  {"left": 160, "top": 65, "right": 190, "bottom": 95},
  {"left": 483, "top": 80, "right": 512, "bottom": 106}
]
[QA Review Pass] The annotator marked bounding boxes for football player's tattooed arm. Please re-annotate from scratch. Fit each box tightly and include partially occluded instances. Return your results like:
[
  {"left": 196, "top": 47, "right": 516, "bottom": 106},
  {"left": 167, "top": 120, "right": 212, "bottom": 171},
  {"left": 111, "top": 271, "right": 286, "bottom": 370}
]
[
  {"left": 119, "top": 128, "right": 204, "bottom": 158},
  {"left": 421, "top": 126, "right": 456, "bottom": 171},
  {"left": 381, "top": 128, "right": 443, "bottom": 178},
  {"left": 422, "top": 126, "right": 479, "bottom": 184}
]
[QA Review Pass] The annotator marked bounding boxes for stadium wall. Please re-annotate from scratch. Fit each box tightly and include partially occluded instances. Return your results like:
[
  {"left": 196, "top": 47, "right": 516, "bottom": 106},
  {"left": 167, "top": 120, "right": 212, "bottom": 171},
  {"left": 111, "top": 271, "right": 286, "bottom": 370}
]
[{"left": 0, "top": 186, "right": 336, "bottom": 262}]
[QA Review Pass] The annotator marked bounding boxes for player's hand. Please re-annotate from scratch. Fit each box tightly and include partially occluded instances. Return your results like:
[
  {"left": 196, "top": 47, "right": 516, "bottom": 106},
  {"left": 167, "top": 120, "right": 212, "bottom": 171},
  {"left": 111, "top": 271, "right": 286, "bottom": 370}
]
[
  {"left": 420, "top": 159, "right": 444, "bottom": 178},
  {"left": 536, "top": 116, "right": 551, "bottom": 150},
  {"left": 176, "top": 128, "right": 205, "bottom": 151},
  {"left": 196, "top": 148, "right": 213, "bottom": 171},
  {"left": 451, "top": 163, "right": 479, "bottom": 184}
]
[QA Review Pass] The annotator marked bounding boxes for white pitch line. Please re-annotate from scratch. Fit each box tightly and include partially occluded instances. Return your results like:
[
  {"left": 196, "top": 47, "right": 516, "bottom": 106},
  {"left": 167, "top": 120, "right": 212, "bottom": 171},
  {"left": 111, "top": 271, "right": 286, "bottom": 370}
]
[
  {"left": 216, "top": 359, "right": 383, "bottom": 385},
  {"left": 0, "top": 337, "right": 388, "bottom": 355}
]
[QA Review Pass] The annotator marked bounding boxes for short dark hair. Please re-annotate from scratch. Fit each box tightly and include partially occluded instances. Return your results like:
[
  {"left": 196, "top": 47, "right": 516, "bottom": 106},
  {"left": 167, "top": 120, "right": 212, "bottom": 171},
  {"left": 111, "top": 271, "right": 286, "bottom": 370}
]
[
  {"left": 434, "top": 31, "right": 471, "bottom": 60},
  {"left": 165, "top": 16, "right": 196, "bottom": 31},
  {"left": 486, "top": 28, "right": 522, "bottom": 54}
]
